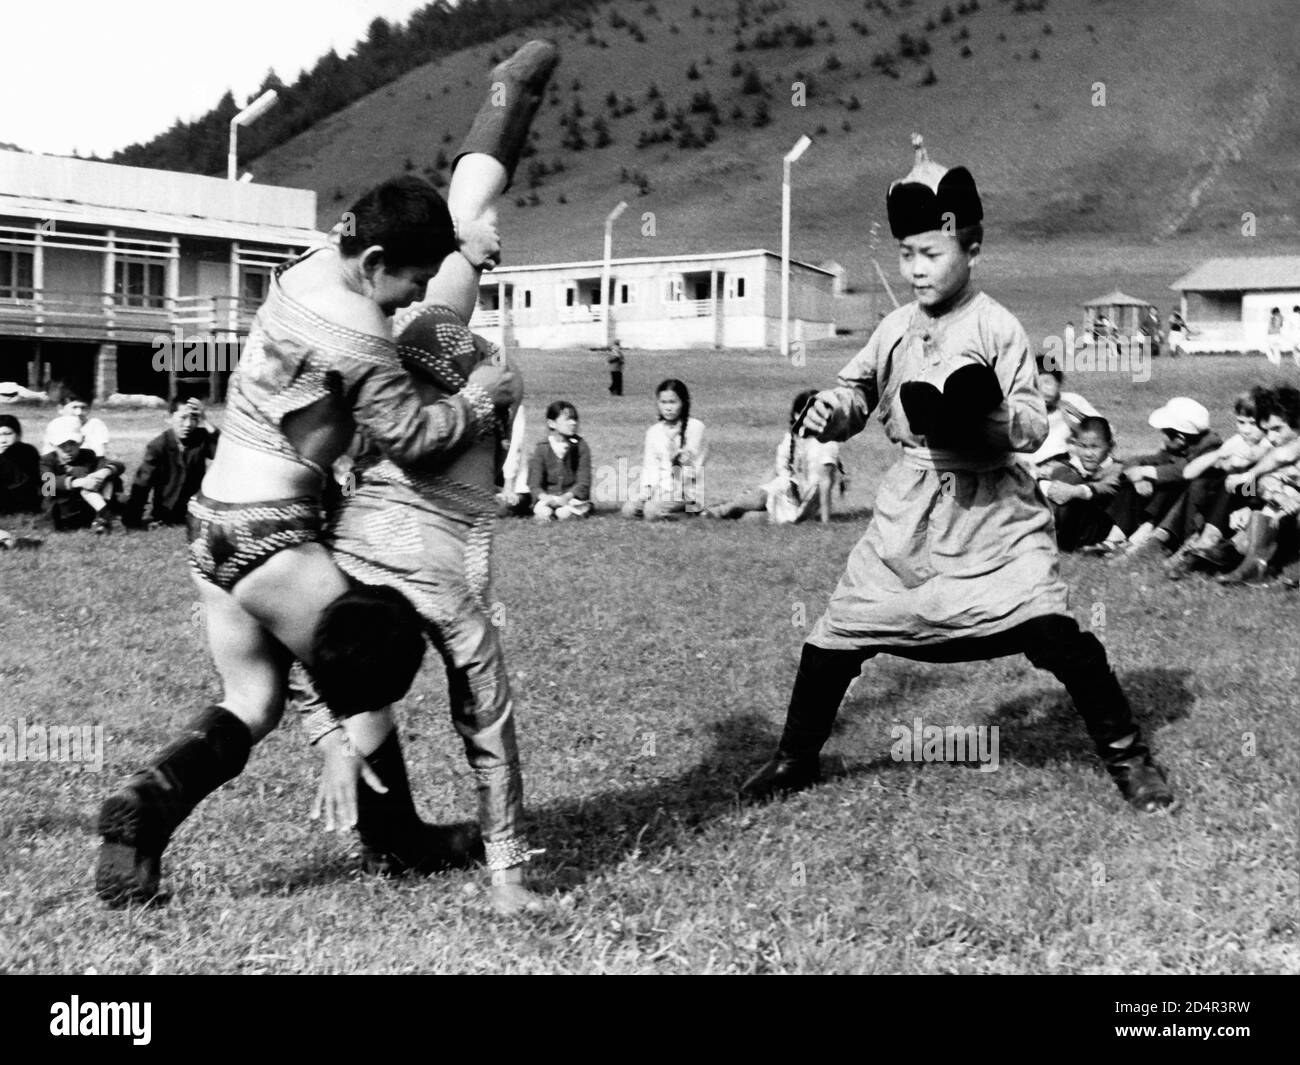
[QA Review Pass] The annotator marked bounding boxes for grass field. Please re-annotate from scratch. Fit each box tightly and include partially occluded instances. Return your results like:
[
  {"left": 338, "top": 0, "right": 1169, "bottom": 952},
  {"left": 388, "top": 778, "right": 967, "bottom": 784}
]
[{"left": 1, "top": 342, "right": 1297, "bottom": 974}]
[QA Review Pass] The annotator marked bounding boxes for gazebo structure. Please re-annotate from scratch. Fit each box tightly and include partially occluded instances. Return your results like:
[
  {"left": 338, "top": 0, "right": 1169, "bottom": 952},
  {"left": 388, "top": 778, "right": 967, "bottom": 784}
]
[{"left": 1082, "top": 290, "right": 1155, "bottom": 336}]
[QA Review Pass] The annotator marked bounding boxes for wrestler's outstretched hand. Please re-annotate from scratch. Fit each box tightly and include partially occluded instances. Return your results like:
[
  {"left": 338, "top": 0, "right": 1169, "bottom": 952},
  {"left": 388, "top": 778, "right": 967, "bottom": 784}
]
[
  {"left": 467, "top": 362, "right": 523, "bottom": 410},
  {"left": 310, "top": 729, "right": 388, "bottom": 832},
  {"left": 795, "top": 389, "right": 842, "bottom": 440}
]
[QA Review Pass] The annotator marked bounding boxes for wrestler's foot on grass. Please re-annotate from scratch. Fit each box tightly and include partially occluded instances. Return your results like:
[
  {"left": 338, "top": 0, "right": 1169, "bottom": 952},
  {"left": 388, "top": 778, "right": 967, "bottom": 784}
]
[
  {"left": 1102, "top": 751, "right": 1175, "bottom": 814},
  {"left": 362, "top": 821, "right": 483, "bottom": 877},
  {"left": 489, "top": 882, "right": 548, "bottom": 916},
  {"left": 489, "top": 865, "right": 547, "bottom": 915},
  {"left": 96, "top": 780, "right": 168, "bottom": 907},
  {"left": 738, "top": 754, "right": 822, "bottom": 803}
]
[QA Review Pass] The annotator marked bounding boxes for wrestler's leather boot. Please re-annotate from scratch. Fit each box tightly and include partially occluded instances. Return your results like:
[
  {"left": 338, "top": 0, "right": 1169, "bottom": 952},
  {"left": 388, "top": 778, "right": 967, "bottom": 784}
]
[
  {"left": 96, "top": 705, "right": 252, "bottom": 907},
  {"left": 1096, "top": 731, "right": 1175, "bottom": 814},
  {"left": 739, "top": 751, "right": 822, "bottom": 803},
  {"left": 356, "top": 732, "right": 483, "bottom": 876},
  {"left": 454, "top": 40, "right": 560, "bottom": 188}
]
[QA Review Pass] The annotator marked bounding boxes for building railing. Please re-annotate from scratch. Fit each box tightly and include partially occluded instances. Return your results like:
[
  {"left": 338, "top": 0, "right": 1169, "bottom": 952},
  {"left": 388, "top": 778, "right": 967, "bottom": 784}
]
[
  {"left": 0, "top": 289, "right": 259, "bottom": 341},
  {"left": 665, "top": 298, "right": 713, "bottom": 318}
]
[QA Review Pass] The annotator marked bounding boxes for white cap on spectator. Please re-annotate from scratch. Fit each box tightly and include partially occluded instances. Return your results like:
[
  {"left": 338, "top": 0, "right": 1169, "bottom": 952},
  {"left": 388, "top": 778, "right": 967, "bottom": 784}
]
[
  {"left": 47, "top": 415, "right": 85, "bottom": 446},
  {"left": 1148, "top": 397, "right": 1210, "bottom": 436}
]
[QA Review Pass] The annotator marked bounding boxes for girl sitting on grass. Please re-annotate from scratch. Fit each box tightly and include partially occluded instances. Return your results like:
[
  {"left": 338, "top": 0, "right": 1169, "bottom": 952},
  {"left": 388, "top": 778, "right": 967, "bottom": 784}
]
[
  {"left": 528, "top": 400, "right": 592, "bottom": 520},
  {"left": 621, "top": 378, "right": 707, "bottom": 521},
  {"left": 705, "top": 389, "right": 846, "bottom": 524}
]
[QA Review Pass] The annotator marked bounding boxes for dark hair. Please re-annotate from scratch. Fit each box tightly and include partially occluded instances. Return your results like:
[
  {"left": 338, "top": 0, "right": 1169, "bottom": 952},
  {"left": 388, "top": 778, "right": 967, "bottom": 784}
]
[
  {"left": 956, "top": 223, "right": 983, "bottom": 251},
  {"left": 1232, "top": 389, "right": 1264, "bottom": 420},
  {"left": 656, "top": 378, "right": 691, "bottom": 451},
  {"left": 338, "top": 176, "right": 457, "bottom": 272},
  {"left": 545, "top": 399, "right": 578, "bottom": 422},
  {"left": 0, "top": 413, "right": 22, "bottom": 438},
  {"left": 1073, "top": 415, "right": 1114, "bottom": 444},
  {"left": 168, "top": 396, "right": 201, "bottom": 414},
  {"left": 59, "top": 385, "right": 90, "bottom": 406},
  {"left": 311, "top": 584, "right": 426, "bottom": 717},
  {"left": 1035, "top": 352, "right": 1064, "bottom": 381},
  {"left": 1264, "top": 385, "right": 1300, "bottom": 430}
]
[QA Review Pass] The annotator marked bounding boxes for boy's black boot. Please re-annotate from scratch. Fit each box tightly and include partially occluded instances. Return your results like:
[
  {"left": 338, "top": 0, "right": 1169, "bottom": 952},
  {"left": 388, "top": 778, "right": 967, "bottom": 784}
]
[
  {"left": 96, "top": 705, "right": 252, "bottom": 907},
  {"left": 1097, "top": 732, "right": 1175, "bottom": 814},
  {"left": 740, "top": 644, "right": 862, "bottom": 803},
  {"left": 454, "top": 40, "right": 560, "bottom": 189},
  {"left": 356, "top": 732, "right": 482, "bottom": 876}
]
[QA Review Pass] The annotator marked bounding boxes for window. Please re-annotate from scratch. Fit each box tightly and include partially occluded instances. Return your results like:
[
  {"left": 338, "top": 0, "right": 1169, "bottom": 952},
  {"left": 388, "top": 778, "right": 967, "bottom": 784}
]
[
  {"left": 114, "top": 259, "right": 166, "bottom": 308},
  {"left": 519, "top": 289, "right": 532, "bottom": 309},
  {"left": 0, "top": 247, "right": 34, "bottom": 299},
  {"left": 240, "top": 268, "right": 270, "bottom": 305},
  {"left": 619, "top": 282, "right": 636, "bottom": 305},
  {"left": 662, "top": 277, "right": 684, "bottom": 303}
]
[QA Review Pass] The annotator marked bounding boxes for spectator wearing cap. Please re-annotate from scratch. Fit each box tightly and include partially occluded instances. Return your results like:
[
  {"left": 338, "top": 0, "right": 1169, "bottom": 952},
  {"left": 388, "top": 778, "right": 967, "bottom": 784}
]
[
  {"left": 0, "top": 413, "right": 42, "bottom": 516},
  {"left": 44, "top": 389, "right": 110, "bottom": 458},
  {"left": 1114, "top": 397, "right": 1221, "bottom": 555},
  {"left": 39, "top": 416, "right": 126, "bottom": 534},
  {"left": 122, "top": 398, "right": 219, "bottom": 528}
]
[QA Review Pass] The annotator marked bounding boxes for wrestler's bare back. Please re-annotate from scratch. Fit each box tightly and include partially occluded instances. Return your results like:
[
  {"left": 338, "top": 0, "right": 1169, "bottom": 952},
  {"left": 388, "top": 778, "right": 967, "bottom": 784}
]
[{"left": 202, "top": 249, "right": 395, "bottom": 503}]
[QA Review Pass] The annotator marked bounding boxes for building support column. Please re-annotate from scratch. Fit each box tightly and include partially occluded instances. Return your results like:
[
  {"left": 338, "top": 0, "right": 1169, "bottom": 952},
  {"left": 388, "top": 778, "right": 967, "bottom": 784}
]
[
  {"left": 711, "top": 270, "right": 721, "bottom": 349},
  {"left": 95, "top": 343, "right": 118, "bottom": 401},
  {"left": 497, "top": 278, "right": 509, "bottom": 354},
  {"left": 28, "top": 342, "right": 43, "bottom": 392}
]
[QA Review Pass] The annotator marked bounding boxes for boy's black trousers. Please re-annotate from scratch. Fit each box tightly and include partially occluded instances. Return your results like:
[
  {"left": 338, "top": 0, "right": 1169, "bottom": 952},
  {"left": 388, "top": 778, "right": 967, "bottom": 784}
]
[{"left": 779, "top": 614, "right": 1142, "bottom": 759}]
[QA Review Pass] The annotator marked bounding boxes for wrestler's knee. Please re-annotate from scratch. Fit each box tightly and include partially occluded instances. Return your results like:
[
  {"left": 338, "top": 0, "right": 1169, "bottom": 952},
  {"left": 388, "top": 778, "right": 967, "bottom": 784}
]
[{"left": 1020, "top": 614, "right": 1107, "bottom": 671}]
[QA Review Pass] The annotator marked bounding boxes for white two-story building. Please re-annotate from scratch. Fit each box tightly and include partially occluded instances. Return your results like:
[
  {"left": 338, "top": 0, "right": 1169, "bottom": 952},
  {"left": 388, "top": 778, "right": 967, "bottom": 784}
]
[
  {"left": 0, "top": 150, "right": 321, "bottom": 400},
  {"left": 468, "top": 249, "right": 837, "bottom": 350}
]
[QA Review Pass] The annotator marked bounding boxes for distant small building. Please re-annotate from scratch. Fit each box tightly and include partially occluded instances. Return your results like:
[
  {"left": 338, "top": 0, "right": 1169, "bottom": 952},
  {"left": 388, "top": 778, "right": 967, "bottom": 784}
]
[
  {"left": 0, "top": 151, "right": 321, "bottom": 399},
  {"left": 468, "top": 249, "right": 836, "bottom": 350},
  {"left": 1170, "top": 256, "right": 1300, "bottom": 353},
  {"left": 1082, "top": 290, "right": 1154, "bottom": 337}
]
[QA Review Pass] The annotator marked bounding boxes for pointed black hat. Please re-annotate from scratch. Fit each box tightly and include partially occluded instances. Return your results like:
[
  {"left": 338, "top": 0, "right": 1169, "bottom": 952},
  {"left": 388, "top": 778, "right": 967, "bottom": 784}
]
[{"left": 886, "top": 134, "right": 983, "bottom": 239}]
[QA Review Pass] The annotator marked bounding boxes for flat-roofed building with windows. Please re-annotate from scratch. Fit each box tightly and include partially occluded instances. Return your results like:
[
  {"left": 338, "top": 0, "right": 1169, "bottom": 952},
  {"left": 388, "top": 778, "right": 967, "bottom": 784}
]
[
  {"left": 1170, "top": 256, "right": 1300, "bottom": 353},
  {"left": 468, "top": 249, "right": 836, "bottom": 350},
  {"left": 0, "top": 150, "right": 321, "bottom": 399}
]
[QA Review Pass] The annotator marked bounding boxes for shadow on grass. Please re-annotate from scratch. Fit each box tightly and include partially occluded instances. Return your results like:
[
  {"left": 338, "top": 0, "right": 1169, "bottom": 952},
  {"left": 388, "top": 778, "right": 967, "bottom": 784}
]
[
  {"left": 206, "top": 669, "right": 1192, "bottom": 897},
  {"left": 827, "top": 665, "right": 1194, "bottom": 778}
]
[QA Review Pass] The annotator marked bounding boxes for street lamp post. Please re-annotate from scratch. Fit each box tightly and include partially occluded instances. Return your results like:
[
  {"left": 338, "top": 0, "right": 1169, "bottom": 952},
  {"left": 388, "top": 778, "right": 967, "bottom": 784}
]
[
  {"left": 780, "top": 135, "right": 812, "bottom": 359},
  {"left": 602, "top": 200, "right": 628, "bottom": 347},
  {"left": 228, "top": 90, "right": 279, "bottom": 181}
]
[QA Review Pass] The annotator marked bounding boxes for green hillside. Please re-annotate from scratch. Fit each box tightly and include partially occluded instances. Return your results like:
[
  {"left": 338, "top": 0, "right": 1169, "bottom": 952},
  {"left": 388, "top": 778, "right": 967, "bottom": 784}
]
[{"left": 250, "top": 0, "right": 1298, "bottom": 264}]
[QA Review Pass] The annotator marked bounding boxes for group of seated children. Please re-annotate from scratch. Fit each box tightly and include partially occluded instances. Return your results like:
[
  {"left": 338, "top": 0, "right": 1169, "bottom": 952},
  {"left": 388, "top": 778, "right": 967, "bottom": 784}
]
[
  {"left": 1035, "top": 374, "right": 1300, "bottom": 586},
  {"left": 0, "top": 391, "right": 217, "bottom": 544},
  {"left": 497, "top": 379, "right": 846, "bottom": 527}
]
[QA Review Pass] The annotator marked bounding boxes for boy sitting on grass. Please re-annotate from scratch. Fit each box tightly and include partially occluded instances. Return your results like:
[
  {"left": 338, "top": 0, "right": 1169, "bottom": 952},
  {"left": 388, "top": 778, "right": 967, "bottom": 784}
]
[{"left": 39, "top": 416, "right": 125, "bottom": 534}]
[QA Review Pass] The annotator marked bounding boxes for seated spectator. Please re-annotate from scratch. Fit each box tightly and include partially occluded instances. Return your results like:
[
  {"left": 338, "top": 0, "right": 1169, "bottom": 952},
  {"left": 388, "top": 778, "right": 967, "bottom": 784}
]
[
  {"left": 1039, "top": 416, "right": 1126, "bottom": 553},
  {"left": 122, "top": 397, "right": 219, "bottom": 528},
  {"left": 40, "top": 416, "right": 125, "bottom": 534},
  {"left": 622, "top": 378, "right": 707, "bottom": 521},
  {"left": 1162, "top": 389, "right": 1273, "bottom": 577},
  {"left": 705, "top": 389, "right": 845, "bottom": 525},
  {"left": 497, "top": 405, "right": 533, "bottom": 517},
  {"left": 528, "top": 400, "right": 592, "bottom": 521},
  {"left": 0, "top": 413, "right": 42, "bottom": 516},
  {"left": 1025, "top": 355, "right": 1099, "bottom": 470},
  {"left": 1214, "top": 385, "right": 1300, "bottom": 585},
  {"left": 45, "top": 388, "right": 110, "bottom": 458},
  {"left": 1113, "top": 397, "right": 1221, "bottom": 556}
]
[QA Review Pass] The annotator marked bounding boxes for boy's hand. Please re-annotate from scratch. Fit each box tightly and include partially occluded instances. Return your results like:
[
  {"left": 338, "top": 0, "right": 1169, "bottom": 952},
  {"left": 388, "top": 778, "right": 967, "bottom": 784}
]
[
  {"left": 457, "top": 214, "right": 501, "bottom": 271},
  {"left": 309, "top": 730, "right": 387, "bottom": 832},
  {"left": 795, "top": 390, "right": 843, "bottom": 440},
  {"left": 1043, "top": 481, "right": 1078, "bottom": 506}
]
